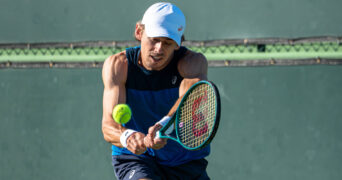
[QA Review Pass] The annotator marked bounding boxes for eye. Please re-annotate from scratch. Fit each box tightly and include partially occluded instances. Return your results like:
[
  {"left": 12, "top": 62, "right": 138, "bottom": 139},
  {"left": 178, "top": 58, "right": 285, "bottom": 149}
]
[
  {"left": 152, "top": 38, "right": 159, "bottom": 43},
  {"left": 163, "top": 41, "right": 173, "bottom": 46}
]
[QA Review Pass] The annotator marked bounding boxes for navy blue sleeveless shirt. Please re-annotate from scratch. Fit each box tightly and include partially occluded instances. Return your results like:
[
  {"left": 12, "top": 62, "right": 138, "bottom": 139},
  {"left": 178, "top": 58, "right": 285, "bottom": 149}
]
[{"left": 112, "top": 46, "right": 210, "bottom": 166}]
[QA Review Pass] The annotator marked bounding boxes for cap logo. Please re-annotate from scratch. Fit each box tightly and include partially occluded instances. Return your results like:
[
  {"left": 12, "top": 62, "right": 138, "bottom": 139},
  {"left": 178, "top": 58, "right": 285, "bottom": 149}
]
[{"left": 178, "top": 26, "right": 183, "bottom": 32}]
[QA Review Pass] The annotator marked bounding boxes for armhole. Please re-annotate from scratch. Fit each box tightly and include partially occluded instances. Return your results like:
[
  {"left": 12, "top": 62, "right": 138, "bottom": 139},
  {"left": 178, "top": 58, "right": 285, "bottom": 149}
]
[{"left": 125, "top": 46, "right": 141, "bottom": 66}]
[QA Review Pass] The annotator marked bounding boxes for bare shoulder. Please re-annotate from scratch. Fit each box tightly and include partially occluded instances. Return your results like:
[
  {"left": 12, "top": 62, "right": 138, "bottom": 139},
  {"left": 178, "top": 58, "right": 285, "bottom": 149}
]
[
  {"left": 102, "top": 51, "right": 128, "bottom": 86},
  {"left": 178, "top": 49, "right": 208, "bottom": 79},
  {"left": 103, "top": 51, "right": 127, "bottom": 70}
]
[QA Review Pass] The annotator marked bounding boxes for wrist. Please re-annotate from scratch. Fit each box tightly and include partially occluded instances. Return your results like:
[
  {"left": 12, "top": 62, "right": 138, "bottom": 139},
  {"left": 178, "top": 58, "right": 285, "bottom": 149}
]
[{"left": 120, "top": 129, "right": 137, "bottom": 148}]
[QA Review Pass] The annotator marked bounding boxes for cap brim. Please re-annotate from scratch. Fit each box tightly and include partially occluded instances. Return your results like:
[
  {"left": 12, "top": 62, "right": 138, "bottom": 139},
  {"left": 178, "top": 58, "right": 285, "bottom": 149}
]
[{"left": 144, "top": 24, "right": 181, "bottom": 46}]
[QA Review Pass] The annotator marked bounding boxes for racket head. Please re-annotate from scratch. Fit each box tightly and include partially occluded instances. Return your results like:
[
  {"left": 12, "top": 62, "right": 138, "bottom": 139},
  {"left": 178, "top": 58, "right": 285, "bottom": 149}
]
[{"left": 175, "top": 80, "right": 221, "bottom": 150}]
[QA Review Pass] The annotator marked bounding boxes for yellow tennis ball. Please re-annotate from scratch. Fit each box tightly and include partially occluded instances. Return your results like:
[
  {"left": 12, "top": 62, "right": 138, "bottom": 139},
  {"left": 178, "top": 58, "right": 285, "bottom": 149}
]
[{"left": 112, "top": 104, "right": 132, "bottom": 124}]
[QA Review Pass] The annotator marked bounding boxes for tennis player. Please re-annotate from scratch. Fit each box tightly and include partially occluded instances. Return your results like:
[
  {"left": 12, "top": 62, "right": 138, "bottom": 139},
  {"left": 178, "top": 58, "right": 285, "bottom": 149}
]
[{"left": 102, "top": 2, "right": 210, "bottom": 179}]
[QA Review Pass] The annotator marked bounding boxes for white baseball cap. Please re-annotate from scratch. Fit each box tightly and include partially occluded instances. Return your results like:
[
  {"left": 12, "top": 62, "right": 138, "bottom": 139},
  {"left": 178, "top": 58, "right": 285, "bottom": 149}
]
[{"left": 141, "top": 2, "right": 186, "bottom": 46}]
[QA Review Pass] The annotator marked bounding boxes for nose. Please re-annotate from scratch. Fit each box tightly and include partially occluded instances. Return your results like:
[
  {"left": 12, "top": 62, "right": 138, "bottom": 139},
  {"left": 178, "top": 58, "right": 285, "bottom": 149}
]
[{"left": 153, "top": 42, "right": 163, "bottom": 54}]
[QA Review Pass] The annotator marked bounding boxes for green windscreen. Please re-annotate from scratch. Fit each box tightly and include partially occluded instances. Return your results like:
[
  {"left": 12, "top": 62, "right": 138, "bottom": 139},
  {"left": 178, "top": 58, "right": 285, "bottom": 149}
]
[
  {"left": 1, "top": 0, "right": 342, "bottom": 43},
  {"left": 1, "top": 66, "right": 342, "bottom": 180}
]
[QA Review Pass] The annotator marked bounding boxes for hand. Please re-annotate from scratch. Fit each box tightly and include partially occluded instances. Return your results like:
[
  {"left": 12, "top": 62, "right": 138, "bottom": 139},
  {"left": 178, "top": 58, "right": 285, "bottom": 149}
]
[
  {"left": 144, "top": 123, "right": 167, "bottom": 150},
  {"left": 126, "top": 132, "right": 147, "bottom": 155}
]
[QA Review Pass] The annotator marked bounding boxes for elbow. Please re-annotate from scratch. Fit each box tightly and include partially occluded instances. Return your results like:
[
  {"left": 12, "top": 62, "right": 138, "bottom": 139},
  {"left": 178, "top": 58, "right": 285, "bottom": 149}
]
[
  {"left": 102, "top": 129, "right": 110, "bottom": 142},
  {"left": 101, "top": 121, "right": 111, "bottom": 143},
  {"left": 103, "top": 135, "right": 111, "bottom": 143},
  {"left": 102, "top": 129, "right": 113, "bottom": 144}
]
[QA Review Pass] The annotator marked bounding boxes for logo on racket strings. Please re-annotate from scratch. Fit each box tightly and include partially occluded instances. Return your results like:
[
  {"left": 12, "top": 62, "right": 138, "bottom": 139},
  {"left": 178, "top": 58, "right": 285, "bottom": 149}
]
[{"left": 191, "top": 91, "right": 208, "bottom": 137}]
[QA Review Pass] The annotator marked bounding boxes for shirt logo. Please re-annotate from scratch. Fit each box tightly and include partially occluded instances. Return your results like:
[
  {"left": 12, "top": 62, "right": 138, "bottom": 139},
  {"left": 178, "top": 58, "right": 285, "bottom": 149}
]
[
  {"left": 172, "top": 76, "right": 177, "bottom": 85},
  {"left": 129, "top": 170, "right": 136, "bottom": 179}
]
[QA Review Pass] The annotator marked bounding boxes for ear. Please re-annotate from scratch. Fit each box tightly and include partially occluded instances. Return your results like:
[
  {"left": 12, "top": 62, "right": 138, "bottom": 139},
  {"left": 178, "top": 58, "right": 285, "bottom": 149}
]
[{"left": 135, "top": 23, "right": 143, "bottom": 41}]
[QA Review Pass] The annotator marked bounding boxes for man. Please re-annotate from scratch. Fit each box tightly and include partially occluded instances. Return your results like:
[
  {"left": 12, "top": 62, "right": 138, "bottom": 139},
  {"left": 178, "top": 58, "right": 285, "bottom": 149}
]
[{"left": 102, "top": 2, "right": 210, "bottom": 180}]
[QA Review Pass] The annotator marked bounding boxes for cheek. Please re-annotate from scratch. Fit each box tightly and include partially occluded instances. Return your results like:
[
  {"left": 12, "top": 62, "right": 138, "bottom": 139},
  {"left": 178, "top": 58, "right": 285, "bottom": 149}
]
[
  {"left": 166, "top": 46, "right": 177, "bottom": 55},
  {"left": 143, "top": 41, "right": 154, "bottom": 52},
  {"left": 141, "top": 47, "right": 149, "bottom": 59}
]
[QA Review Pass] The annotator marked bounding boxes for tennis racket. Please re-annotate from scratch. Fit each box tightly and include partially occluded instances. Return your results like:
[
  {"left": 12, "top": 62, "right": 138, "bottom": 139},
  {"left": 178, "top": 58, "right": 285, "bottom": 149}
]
[{"left": 157, "top": 80, "right": 221, "bottom": 150}]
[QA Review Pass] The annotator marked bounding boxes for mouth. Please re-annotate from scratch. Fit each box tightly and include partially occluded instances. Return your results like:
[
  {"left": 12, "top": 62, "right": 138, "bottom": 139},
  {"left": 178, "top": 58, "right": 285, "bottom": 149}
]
[{"left": 150, "top": 55, "right": 163, "bottom": 62}]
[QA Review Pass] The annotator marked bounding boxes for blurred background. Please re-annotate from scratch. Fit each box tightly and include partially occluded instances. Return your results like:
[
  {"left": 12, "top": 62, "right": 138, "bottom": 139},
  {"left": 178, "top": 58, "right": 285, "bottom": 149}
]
[{"left": 1, "top": 0, "right": 342, "bottom": 179}]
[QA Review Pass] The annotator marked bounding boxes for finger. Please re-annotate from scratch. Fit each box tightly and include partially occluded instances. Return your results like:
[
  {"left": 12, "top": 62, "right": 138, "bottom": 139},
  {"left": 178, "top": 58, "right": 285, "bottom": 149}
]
[
  {"left": 134, "top": 145, "right": 147, "bottom": 155},
  {"left": 151, "top": 134, "right": 167, "bottom": 150},
  {"left": 133, "top": 133, "right": 146, "bottom": 147},
  {"left": 127, "top": 133, "right": 147, "bottom": 154},
  {"left": 143, "top": 136, "right": 149, "bottom": 146},
  {"left": 137, "top": 137, "right": 147, "bottom": 149},
  {"left": 152, "top": 139, "right": 167, "bottom": 150},
  {"left": 145, "top": 136, "right": 155, "bottom": 148},
  {"left": 136, "top": 139, "right": 147, "bottom": 155},
  {"left": 144, "top": 133, "right": 152, "bottom": 148},
  {"left": 145, "top": 124, "right": 162, "bottom": 148},
  {"left": 154, "top": 137, "right": 167, "bottom": 145},
  {"left": 148, "top": 124, "right": 163, "bottom": 138}
]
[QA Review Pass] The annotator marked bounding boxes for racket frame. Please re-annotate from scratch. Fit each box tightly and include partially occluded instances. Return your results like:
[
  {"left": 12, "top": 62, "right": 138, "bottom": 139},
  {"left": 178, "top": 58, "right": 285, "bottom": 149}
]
[{"left": 158, "top": 80, "right": 221, "bottom": 150}]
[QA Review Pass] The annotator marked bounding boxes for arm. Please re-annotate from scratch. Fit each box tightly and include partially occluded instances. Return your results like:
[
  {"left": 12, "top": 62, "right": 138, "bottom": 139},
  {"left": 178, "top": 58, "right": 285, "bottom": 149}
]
[
  {"left": 101, "top": 52, "right": 146, "bottom": 154},
  {"left": 144, "top": 50, "right": 208, "bottom": 149},
  {"left": 169, "top": 50, "right": 208, "bottom": 116}
]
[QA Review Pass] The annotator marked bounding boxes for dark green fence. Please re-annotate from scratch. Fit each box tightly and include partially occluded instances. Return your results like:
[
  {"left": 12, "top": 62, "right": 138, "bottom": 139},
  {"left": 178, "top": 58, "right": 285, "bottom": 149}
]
[{"left": 1, "top": 66, "right": 341, "bottom": 179}]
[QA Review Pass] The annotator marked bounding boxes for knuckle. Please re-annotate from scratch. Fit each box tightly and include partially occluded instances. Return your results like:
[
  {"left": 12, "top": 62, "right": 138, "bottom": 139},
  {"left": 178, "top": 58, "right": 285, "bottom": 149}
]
[{"left": 149, "top": 127, "right": 155, "bottom": 133}]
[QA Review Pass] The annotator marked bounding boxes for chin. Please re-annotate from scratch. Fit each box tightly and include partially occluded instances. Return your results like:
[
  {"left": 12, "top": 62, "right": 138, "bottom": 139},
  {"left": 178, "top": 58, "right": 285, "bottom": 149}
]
[{"left": 150, "top": 59, "right": 164, "bottom": 66}]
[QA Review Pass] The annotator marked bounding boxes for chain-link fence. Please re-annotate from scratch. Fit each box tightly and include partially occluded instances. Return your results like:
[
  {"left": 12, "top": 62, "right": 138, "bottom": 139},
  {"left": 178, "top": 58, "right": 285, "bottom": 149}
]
[{"left": 1, "top": 37, "right": 341, "bottom": 68}]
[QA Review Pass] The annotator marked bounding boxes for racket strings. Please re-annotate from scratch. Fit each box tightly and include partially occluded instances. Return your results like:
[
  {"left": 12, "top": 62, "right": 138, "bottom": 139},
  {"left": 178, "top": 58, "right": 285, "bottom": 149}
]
[{"left": 178, "top": 84, "right": 216, "bottom": 148}]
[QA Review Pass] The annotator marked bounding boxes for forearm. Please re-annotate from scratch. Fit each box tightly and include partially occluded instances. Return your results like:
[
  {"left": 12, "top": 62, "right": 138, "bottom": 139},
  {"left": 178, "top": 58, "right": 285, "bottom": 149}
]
[
  {"left": 101, "top": 85, "right": 127, "bottom": 147},
  {"left": 102, "top": 117, "right": 126, "bottom": 147}
]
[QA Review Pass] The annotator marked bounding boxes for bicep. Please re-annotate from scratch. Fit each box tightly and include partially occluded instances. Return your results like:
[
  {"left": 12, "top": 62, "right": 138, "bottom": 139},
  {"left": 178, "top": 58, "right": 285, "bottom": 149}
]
[{"left": 101, "top": 54, "right": 127, "bottom": 120}]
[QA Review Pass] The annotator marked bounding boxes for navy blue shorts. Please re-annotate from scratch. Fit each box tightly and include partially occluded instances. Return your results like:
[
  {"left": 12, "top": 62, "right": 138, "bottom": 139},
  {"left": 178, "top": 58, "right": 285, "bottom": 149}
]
[{"left": 112, "top": 155, "right": 210, "bottom": 180}]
